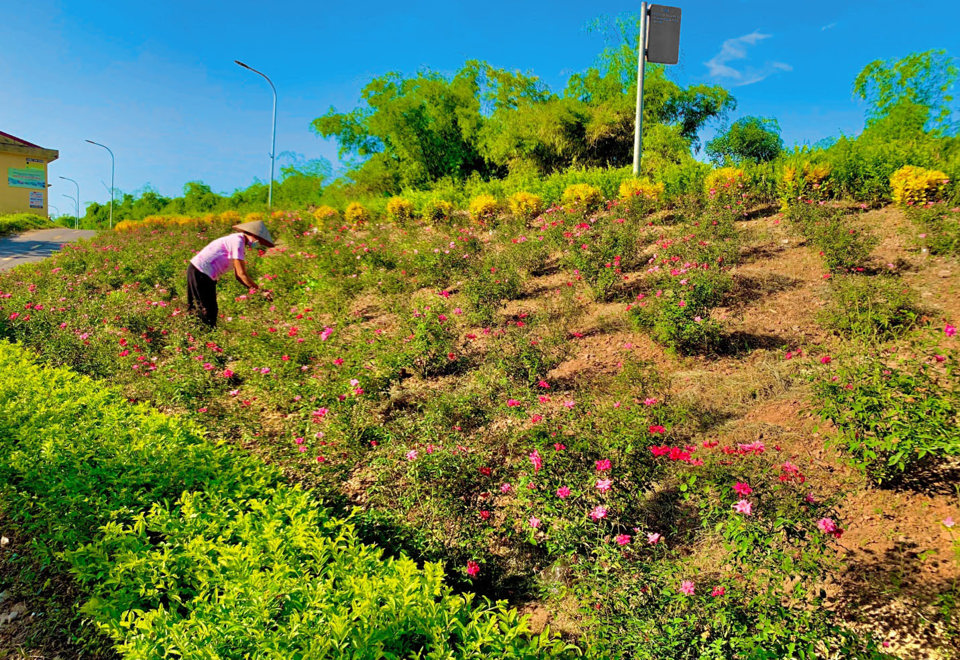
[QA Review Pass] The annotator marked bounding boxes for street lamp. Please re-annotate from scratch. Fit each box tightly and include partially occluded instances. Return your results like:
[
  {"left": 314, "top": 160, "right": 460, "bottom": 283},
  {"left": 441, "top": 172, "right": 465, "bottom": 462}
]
[
  {"left": 235, "top": 59, "right": 277, "bottom": 210},
  {"left": 85, "top": 139, "right": 115, "bottom": 228},
  {"left": 62, "top": 194, "right": 78, "bottom": 229},
  {"left": 59, "top": 176, "right": 80, "bottom": 229}
]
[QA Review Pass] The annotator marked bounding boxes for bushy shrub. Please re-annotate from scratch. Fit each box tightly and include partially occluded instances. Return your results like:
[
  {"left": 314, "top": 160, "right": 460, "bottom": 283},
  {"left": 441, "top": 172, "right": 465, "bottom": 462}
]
[
  {"left": 908, "top": 202, "right": 960, "bottom": 255},
  {"left": 468, "top": 194, "right": 499, "bottom": 224},
  {"left": 630, "top": 269, "right": 731, "bottom": 353},
  {"left": 561, "top": 183, "right": 603, "bottom": 212},
  {"left": 313, "top": 205, "right": 340, "bottom": 224},
  {"left": 0, "top": 213, "right": 51, "bottom": 236},
  {"left": 562, "top": 216, "right": 642, "bottom": 301},
  {"left": 345, "top": 202, "right": 371, "bottom": 226},
  {"left": 386, "top": 196, "right": 415, "bottom": 224},
  {"left": 814, "top": 350, "right": 960, "bottom": 483},
  {"left": 423, "top": 198, "right": 455, "bottom": 223},
  {"left": 507, "top": 191, "right": 545, "bottom": 220},
  {"left": 820, "top": 274, "right": 920, "bottom": 341},
  {"left": 779, "top": 160, "right": 831, "bottom": 210},
  {"left": 618, "top": 177, "right": 664, "bottom": 216},
  {"left": 704, "top": 167, "right": 745, "bottom": 196},
  {"left": 461, "top": 259, "right": 522, "bottom": 325},
  {"left": 787, "top": 204, "right": 878, "bottom": 271},
  {"left": 890, "top": 165, "right": 950, "bottom": 206}
]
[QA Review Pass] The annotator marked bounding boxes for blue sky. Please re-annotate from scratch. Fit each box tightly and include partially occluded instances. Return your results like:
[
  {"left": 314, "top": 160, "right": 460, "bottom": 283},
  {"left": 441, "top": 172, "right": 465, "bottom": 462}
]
[{"left": 1, "top": 0, "right": 957, "bottom": 214}]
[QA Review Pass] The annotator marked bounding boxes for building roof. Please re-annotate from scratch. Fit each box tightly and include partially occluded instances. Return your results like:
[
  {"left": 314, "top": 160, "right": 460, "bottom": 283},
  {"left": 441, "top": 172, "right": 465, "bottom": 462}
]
[{"left": 0, "top": 131, "right": 58, "bottom": 162}]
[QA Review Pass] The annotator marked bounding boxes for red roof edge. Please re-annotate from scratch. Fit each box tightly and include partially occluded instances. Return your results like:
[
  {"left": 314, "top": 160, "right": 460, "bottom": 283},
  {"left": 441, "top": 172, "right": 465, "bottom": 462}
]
[{"left": 0, "top": 130, "right": 44, "bottom": 149}]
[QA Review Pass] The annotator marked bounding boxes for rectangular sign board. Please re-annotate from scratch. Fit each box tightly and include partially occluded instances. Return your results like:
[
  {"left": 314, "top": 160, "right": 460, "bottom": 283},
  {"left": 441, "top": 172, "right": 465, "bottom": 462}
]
[
  {"left": 647, "top": 5, "right": 681, "bottom": 65},
  {"left": 29, "top": 191, "right": 43, "bottom": 209},
  {"left": 8, "top": 167, "right": 45, "bottom": 190}
]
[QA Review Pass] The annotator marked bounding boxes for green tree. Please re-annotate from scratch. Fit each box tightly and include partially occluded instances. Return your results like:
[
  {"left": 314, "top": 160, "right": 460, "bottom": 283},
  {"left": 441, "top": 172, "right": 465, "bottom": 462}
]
[
  {"left": 854, "top": 49, "right": 958, "bottom": 135},
  {"left": 706, "top": 116, "right": 783, "bottom": 164}
]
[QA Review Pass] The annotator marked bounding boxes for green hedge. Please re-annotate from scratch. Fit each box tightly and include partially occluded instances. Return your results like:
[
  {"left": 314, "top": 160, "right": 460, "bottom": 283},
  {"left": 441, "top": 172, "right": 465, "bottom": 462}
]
[
  {"left": 0, "top": 212, "right": 50, "bottom": 236},
  {"left": 0, "top": 342, "right": 575, "bottom": 658}
]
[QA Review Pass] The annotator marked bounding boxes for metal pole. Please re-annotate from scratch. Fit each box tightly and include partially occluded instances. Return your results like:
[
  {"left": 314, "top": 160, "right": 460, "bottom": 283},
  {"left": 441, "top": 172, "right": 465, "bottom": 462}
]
[
  {"left": 59, "top": 176, "right": 80, "bottom": 229},
  {"left": 632, "top": 2, "right": 649, "bottom": 176},
  {"left": 235, "top": 60, "right": 277, "bottom": 210},
  {"left": 85, "top": 140, "right": 115, "bottom": 228}
]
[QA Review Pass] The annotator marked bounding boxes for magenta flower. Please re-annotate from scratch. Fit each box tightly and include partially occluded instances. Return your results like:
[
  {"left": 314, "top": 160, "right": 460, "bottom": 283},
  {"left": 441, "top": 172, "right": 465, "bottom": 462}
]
[
  {"left": 529, "top": 449, "right": 542, "bottom": 473},
  {"left": 733, "top": 482, "right": 753, "bottom": 497},
  {"left": 507, "top": 398, "right": 521, "bottom": 407},
  {"left": 529, "top": 516, "right": 541, "bottom": 529},
  {"left": 946, "top": 324, "right": 957, "bottom": 337},
  {"left": 595, "top": 459, "right": 612, "bottom": 472},
  {"left": 711, "top": 586, "right": 725, "bottom": 597},
  {"left": 679, "top": 581, "right": 695, "bottom": 595},
  {"left": 563, "top": 400, "right": 576, "bottom": 409},
  {"left": 733, "top": 500, "right": 753, "bottom": 515},
  {"left": 615, "top": 534, "right": 631, "bottom": 546},
  {"left": 647, "top": 532, "right": 662, "bottom": 545},
  {"left": 556, "top": 486, "right": 571, "bottom": 499},
  {"left": 821, "top": 355, "right": 832, "bottom": 364},
  {"left": 320, "top": 326, "right": 334, "bottom": 341},
  {"left": 589, "top": 506, "right": 608, "bottom": 521},
  {"left": 222, "top": 369, "right": 234, "bottom": 378},
  {"left": 406, "top": 450, "right": 418, "bottom": 461},
  {"left": 466, "top": 560, "right": 480, "bottom": 577},
  {"left": 596, "top": 479, "right": 613, "bottom": 492},
  {"left": 500, "top": 483, "right": 512, "bottom": 493}
]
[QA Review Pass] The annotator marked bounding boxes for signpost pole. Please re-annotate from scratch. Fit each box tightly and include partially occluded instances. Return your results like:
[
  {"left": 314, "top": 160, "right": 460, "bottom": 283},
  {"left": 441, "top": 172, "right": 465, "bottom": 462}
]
[{"left": 632, "top": 2, "right": 649, "bottom": 176}]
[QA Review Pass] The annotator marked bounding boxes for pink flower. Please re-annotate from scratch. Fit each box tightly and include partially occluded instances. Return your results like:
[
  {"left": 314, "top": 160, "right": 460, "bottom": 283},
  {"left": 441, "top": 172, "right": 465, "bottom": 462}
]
[
  {"left": 320, "top": 327, "right": 334, "bottom": 341},
  {"left": 804, "top": 493, "right": 816, "bottom": 504},
  {"left": 556, "top": 486, "right": 571, "bottom": 499},
  {"left": 595, "top": 459, "right": 612, "bottom": 472},
  {"left": 821, "top": 355, "right": 832, "bottom": 364},
  {"left": 944, "top": 517, "right": 955, "bottom": 528},
  {"left": 466, "top": 560, "right": 480, "bottom": 577},
  {"left": 733, "top": 482, "right": 753, "bottom": 497},
  {"left": 526, "top": 448, "right": 543, "bottom": 473},
  {"left": 500, "top": 483, "right": 512, "bottom": 493},
  {"left": 563, "top": 400, "right": 576, "bottom": 409},
  {"left": 229, "top": 389, "right": 239, "bottom": 397},
  {"left": 596, "top": 479, "right": 613, "bottom": 492},
  {"left": 529, "top": 516, "right": 541, "bottom": 529},
  {"left": 333, "top": 357, "right": 344, "bottom": 365},
  {"left": 406, "top": 450, "right": 418, "bottom": 461},
  {"left": 589, "top": 506, "right": 608, "bottom": 521},
  {"left": 507, "top": 398, "right": 521, "bottom": 407},
  {"left": 643, "top": 398, "right": 658, "bottom": 406},
  {"left": 946, "top": 324, "right": 957, "bottom": 337},
  {"left": 679, "top": 580, "right": 695, "bottom": 595},
  {"left": 711, "top": 586, "right": 725, "bottom": 597},
  {"left": 817, "top": 517, "right": 843, "bottom": 538},
  {"left": 615, "top": 534, "right": 631, "bottom": 546},
  {"left": 222, "top": 369, "right": 234, "bottom": 378},
  {"left": 733, "top": 500, "right": 753, "bottom": 515},
  {"left": 538, "top": 380, "right": 551, "bottom": 389},
  {"left": 647, "top": 532, "right": 662, "bottom": 545}
]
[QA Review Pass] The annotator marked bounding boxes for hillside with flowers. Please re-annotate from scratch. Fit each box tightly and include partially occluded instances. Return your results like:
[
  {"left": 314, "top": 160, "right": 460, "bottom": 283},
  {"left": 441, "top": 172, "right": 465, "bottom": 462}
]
[{"left": 0, "top": 155, "right": 958, "bottom": 658}]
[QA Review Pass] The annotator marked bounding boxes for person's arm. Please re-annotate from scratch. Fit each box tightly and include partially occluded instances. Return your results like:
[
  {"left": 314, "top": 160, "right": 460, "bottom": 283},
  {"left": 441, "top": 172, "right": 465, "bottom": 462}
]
[{"left": 233, "top": 259, "right": 258, "bottom": 290}]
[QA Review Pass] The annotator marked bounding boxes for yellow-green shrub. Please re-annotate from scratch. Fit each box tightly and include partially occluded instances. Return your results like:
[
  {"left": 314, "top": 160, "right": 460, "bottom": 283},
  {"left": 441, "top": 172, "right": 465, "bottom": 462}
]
[
  {"left": 561, "top": 184, "right": 603, "bottom": 212},
  {"left": 779, "top": 161, "right": 831, "bottom": 209},
  {"left": 219, "top": 210, "right": 242, "bottom": 224},
  {"left": 244, "top": 212, "right": 264, "bottom": 224},
  {"left": 507, "top": 191, "right": 544, "bottom": 220},
  {"left": 704, "top": 167, "right": 745, "bottom": 194},
  {"left": 423, "top": 199, "right": 454, "bottom": 223},
  {"left": 386, "top": 197, "right": 415, "bottom": 224},
  {"left": 468, "top": 194, "right": 499, "bottom": 223},
  {"left": 618, "top": 178, "right": 665, "bottom": 202},
  {"left": 313, "top": 205, "right": 340, "bottom": 224},
  {"left": 344, "top": 202, "right": 370, "bottom": 226},
  {"left": 890, "top": 165, "right": 950, "bottom": 206}
]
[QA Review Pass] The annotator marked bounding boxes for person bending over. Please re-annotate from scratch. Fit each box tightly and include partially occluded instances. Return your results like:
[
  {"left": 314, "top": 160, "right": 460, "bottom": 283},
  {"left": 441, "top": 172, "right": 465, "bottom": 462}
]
[{"left": 186, "top": 219, "right": 274, "bottom": 327}]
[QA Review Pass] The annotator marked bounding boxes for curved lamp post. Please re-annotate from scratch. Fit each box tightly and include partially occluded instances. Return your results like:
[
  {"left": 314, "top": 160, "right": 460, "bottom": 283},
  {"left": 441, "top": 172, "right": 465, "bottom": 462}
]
[
  {"left": 59, "top": 176, "right": 80, "bottom": 229},
  {"left": 85, "top": 139, "right": 115, "bottom": 228},
  {"left": 235, "top": 60, "right": 277, "bottom": 210}
]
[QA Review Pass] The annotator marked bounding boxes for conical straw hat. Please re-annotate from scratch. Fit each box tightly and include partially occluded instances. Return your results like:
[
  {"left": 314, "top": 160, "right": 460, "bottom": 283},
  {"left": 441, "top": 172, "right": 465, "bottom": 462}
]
[{"left": 232, "top": 220, "right": 275, "bottom": 248}]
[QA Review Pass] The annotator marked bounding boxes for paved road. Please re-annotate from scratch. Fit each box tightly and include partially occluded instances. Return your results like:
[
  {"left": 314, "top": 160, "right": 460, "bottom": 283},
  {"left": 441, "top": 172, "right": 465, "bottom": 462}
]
[{"left": 0, "top": 228, "right": 98, "bottom": 271}]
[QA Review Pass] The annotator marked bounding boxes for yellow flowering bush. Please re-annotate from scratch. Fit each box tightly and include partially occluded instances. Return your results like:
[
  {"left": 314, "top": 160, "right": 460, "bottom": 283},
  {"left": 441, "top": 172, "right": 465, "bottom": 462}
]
[
  {"left": 469, "top": 194, "right": 499, "bottom": 223},
  {"left": 561, "top": 184, "right": 603, "bottom": 212},
  {"left": 423, "top": 199, "right": 454, "bottom": 223},
  {"left": 507, "top": 191, "right": 544, "bottom": 220},
  {"left": 244, "top": 212, "right": 264, "bottom": 224},
  {"left": 618, "top": 178, "right": 665, "bottom": 202},
  {"left": 386, "top": 197, "right": 415, "bottom": 224},
  {"left": 344, "top": 203, "right": 370, "bottom": 226},
  {"left": 890, "top": 165, "right": 950, "bottom": 206},
  {"left": 779, "top": 162, "right": 831, "bottom": 210},
  {"left": 220, "top": 210, "right": 242, "bottom": 224},
  {"left": 312, "top": 205, "right": 339, "bottom": 224}
]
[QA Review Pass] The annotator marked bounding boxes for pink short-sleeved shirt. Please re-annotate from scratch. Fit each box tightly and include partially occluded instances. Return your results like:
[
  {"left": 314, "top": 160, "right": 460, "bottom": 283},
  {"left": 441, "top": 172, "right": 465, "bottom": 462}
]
[{"left": 190, "top": 233, "right": 246, "bottom": 281}]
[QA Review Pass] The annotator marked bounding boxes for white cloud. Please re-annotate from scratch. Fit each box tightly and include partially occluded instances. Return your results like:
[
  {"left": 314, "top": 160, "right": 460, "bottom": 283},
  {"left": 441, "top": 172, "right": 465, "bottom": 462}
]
[
  {"left": 821, "top": 22, "right": 837, "bottom": 31},
  {"left": 704, "top": 31, "right": 792, "bottom": 87}
]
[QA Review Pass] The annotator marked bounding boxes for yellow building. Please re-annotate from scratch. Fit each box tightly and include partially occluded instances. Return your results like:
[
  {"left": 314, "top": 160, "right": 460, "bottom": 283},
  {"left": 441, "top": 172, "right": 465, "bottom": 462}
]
[{"left": 0, "top": 131, "right": 58, "bottom": 215}]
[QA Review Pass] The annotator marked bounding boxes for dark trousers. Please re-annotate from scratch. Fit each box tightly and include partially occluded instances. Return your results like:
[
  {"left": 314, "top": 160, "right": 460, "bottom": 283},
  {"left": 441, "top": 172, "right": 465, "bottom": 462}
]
[{"left": 186, "top": 264, "right": 218, "bottom": 327}]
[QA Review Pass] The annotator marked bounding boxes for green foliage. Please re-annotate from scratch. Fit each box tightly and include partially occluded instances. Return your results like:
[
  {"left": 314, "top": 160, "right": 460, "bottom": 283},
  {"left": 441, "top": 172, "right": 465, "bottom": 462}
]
[
  {"left": 0, "top": 342, "right": 573, "bottom": 658},
  {"left": 854, "top": 49, "right": 959, "bottom": 135},
  {"left": 813, "top": 350, "right": 960, "bottom": 483},
  {"left": 820, "top": 275, "right": 921, "bottom": 341},
  {"left": 908, "top": 202, "right": 960, "bottom": 255},
  {"left": 786, "top": 204, "right": 878, "bottom": 271},
  {"left": 706, "top": 116, "right": 784, "bottom": 165},
  {"left": 0, "top": 212, "right": 50, "bottom": 235}
]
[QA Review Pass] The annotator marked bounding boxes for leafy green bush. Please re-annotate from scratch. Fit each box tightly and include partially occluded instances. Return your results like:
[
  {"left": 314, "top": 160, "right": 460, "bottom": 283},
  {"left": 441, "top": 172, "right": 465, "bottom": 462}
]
[
  {"left": 820, "top": 274, "right": 921, "bottom": 341},
  {"left": 813, "top": 350, "right": 960, "bottom": 483},
  {"left": 786, "top": 204, "right": 878, "bottom": 271},
  {"left": 908, "top": 202, "right": 960, "bottom": 256},
  {"left": 0, "top": 342, "right": 573, "bottom": 658},
  {"left": 0, "top": 212, "right": 51, "bottom": 236}
]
